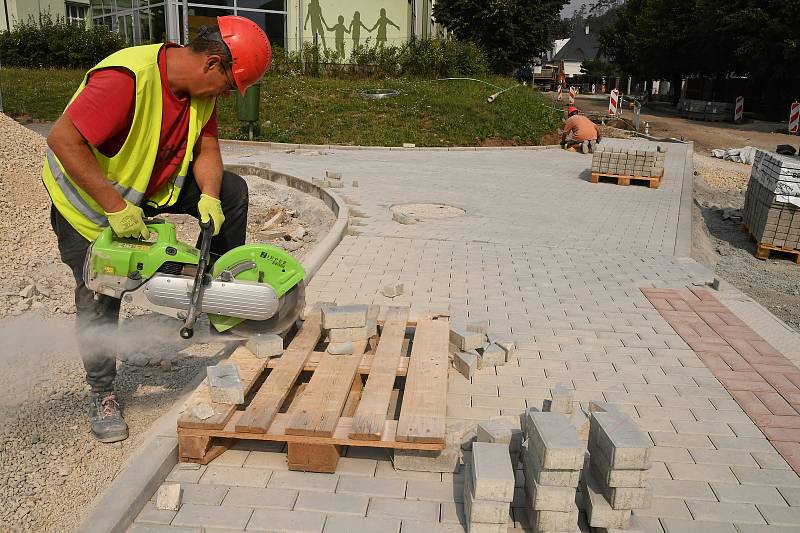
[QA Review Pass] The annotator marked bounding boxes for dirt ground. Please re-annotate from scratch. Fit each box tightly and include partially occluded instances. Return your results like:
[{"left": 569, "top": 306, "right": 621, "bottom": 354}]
[
  {"left": 0, "top": 113, "right": 333, "bottom": 532},
  {"left": 573, "top": 94, "right": 797, "bottom": 155}
]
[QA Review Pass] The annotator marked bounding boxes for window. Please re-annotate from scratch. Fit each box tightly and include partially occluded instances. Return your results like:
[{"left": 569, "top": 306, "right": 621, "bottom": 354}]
[{"left": 66, "top": 3, "right": 89, "bottom": 25}]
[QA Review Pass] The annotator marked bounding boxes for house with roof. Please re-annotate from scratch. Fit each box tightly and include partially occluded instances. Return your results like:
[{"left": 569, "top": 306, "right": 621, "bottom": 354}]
[{"left": 548, "top": 24, "right": 603, "bottom": 79}]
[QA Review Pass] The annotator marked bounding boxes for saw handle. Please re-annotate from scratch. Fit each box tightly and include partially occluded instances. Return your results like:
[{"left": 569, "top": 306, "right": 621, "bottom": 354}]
[{"left": 180, "top": 219, "right": 215, "bottom": 339}]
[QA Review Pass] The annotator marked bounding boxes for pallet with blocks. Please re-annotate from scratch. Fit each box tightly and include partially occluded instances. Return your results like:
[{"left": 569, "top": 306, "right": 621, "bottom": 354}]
[
  {"left": 177, "top": 306, "right": 450, "bottom": 473},
  {"left": 742, "top": 223, "right": 800, "bottom": 263},
  {"left": 590, "top": 171, "right": 663, "bottom": 189}
]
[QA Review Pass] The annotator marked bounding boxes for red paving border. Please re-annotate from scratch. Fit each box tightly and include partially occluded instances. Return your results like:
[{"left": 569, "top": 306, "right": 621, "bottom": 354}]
[{"left": 641, "top": 287, "right": 800, "bottom": 474}]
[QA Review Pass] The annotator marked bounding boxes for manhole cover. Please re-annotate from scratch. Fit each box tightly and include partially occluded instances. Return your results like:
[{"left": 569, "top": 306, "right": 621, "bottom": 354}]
[{"left": 391, "top": 203, "right": 465, "bottom": 219}]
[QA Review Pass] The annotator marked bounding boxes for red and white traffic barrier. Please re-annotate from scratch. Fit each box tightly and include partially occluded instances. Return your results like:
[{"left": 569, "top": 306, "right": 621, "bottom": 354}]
[
  {"left": 608, "top": 89, "right": 620, "bottom": 115},
  {"left": 568, "top": 86, "right": 577, "bottom": 105},
  {"left": 557, "top": 85, "right": 563, "bottom": 102},
  {"left": 734, "top": 96, "right": 744, "bottom": 122},
  {"left": 790, "top": 102, "right": 799, "bottom": 134}
]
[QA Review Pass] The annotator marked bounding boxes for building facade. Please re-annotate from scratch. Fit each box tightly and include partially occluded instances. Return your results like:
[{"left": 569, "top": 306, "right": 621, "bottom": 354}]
[
  {"left": 1, "top": 0, "right": 91, "bottom": 31},
  {"left": 81, "top": 0, "right": 440, "bottom": 54}
]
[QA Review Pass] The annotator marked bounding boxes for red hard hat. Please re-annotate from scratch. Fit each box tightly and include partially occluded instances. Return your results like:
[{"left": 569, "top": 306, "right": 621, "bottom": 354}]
[
  {"left": 217, "top": 16, "right": 271, "bottom": 95},
  {"left": 567, "top": 106, "right": 579, "bottom": 114}
]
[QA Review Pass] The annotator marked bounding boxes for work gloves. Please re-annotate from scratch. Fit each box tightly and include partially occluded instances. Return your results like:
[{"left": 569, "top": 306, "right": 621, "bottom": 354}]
[
  {"left": 198, "top": 193, "right": 225, "bottom": 236},
  {"left": 106, "top": 201, "right": 150, "bottom": 240}
]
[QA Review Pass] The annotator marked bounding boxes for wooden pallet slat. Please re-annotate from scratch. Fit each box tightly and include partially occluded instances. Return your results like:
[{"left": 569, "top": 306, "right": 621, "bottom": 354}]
[
  {"left": 591, "top": 171, "right": 662, "bottom": 189},
  {"left": 396, "top": 317, "right": 449, "bottom": 444},
  {"left": 350, "top": 306, "right": 410, "bottom": 440},
  {"left": 235, "top": 309, "right": 323, "bottom": 433},
  {"left": 742, "top": 224, "right": 800, "bottom": 263}
]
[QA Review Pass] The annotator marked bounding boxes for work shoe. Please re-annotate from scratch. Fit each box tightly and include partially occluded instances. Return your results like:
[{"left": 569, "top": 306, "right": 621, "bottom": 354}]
[
  {"left": 580, "top": 140, "right": 590, "bottom": 154},
  {"left": 88, "top": 392, "right": 129, "bottom": 443}
]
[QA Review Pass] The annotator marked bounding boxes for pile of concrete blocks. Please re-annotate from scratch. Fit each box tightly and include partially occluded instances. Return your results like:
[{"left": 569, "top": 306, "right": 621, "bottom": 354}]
[
  {"left": 464, "top": 442, "right": 515, "bottom": 533},
  {"left": 522, "top": 412, "right": 584, "bottom": 532},
  {"left": 476, "top": 416, "right": 524, "bottom": 462},
  {"left": 450, "top": 321, "right": 515, "bottom": 379},
  {"left": 325, "top": 170, "right": 344, "bottom": 188},
  {"left": 591, "top": 147, "right": 666, "bottom": 177},
  {"left": 543, "top": 385, "right": 590, "bottom": 441},
  {"left": 581, "top": 411, "right": 653, "bottom": 530},
  {"left": 321, "top": 304, "right": 377, "bottom": 355}
]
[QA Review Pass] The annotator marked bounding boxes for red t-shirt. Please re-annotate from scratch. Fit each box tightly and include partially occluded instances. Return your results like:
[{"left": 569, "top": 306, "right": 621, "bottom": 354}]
[{"left": 67, "top": 43, "right": 218, "bottom": 200}]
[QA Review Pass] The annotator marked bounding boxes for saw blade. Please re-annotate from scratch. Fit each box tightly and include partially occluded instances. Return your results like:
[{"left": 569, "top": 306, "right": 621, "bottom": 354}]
[{"left": 229, "top": 282, "right": 305, "bottom": 337}]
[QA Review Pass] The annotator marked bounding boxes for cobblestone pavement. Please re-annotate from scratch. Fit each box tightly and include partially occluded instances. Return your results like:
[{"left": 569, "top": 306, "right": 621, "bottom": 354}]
[{"left": 129, "top": 141, "right": 800, "bottom": 533}]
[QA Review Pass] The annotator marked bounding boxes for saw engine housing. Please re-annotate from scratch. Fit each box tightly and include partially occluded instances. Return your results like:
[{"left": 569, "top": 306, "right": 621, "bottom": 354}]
[{"left": 84, "top": 221, "right": 305, "bottom": 332}]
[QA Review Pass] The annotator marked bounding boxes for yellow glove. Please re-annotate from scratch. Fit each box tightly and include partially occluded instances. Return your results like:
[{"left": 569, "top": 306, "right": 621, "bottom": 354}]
[
  {"left": 105, "top": 200, "right": 150, "bottom": 240},
  {"left": 198, "top": 193, "right": 224, "bottom": 236}
]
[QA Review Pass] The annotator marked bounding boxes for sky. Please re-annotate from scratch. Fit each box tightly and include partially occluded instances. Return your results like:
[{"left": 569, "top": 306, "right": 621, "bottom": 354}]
[{"left": 561, "top": 0, "right": 586, "bottom": 16}]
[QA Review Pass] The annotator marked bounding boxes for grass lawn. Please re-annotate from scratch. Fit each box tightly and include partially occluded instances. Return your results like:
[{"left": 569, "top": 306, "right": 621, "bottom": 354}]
[{"left": 1, "top": 68, "right": 561, "bottom": 146}]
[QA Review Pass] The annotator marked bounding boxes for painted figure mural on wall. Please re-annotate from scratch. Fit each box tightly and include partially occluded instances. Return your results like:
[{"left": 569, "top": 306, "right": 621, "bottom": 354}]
[{"left": 303, "top": 1, "right": 403, "bottom": 55}]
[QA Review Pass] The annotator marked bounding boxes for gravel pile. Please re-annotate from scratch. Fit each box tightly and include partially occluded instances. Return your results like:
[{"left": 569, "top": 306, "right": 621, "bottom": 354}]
[{"left": 0, "top": 113, "right": 334, "bottom": 531}]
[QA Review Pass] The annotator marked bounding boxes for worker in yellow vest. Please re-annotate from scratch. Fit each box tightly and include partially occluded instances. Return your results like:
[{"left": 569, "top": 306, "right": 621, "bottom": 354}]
[{"left": 43, "top": 17, "right": 271, "bottom": 443}]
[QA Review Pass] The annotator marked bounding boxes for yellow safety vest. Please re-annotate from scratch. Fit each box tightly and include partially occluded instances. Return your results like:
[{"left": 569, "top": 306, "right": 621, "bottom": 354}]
[{"left": 42, "top": 44, "right": 216, "bottom": 241}]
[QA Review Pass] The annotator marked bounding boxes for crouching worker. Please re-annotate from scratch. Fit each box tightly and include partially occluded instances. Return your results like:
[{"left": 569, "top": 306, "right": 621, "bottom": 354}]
[
  {"left": 560, "top": 106, "right": 601, "bottom": 154},
  {"left": 42, "top": 17, "right": 271, "bottom": 443}
]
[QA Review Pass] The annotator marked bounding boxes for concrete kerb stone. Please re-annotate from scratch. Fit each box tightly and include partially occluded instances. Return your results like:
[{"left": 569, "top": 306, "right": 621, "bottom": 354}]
[
  {"left": 220, "top": 138, "right": 562, "bottom": 153},
  {"left": 674, "top": 140, "right": 694, "bottom": 257},
  {"left": 78, "top": 164, "right": 348, "bottom": 533}
]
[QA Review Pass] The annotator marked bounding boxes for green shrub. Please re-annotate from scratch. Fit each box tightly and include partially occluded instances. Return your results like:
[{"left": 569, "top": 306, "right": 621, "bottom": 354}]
[
  {"left": 0, "top": 11, "right": 125, "bottom": 69},
  {"left": 268, "top": 38, "right": 488, "bottom": 79}
]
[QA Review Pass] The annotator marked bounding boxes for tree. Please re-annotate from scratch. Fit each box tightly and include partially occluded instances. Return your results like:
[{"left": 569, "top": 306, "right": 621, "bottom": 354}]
[
  {"left": 433, "top": 0, "right": 568, "bottom": 73},
  {"left": 580, "top": 58, "right": 618, "bottom": 79}
]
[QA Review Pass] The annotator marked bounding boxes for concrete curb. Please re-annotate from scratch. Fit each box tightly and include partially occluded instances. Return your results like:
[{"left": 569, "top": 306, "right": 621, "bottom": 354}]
[
  {"left": 77, "top": 167, "right": 349, "bottom": 533},
  {"left": 220, "top": 138, "right": 561, "bottom": 152},
  {"left": 674, "top": 141, "right": 695, "bottom": 257}
]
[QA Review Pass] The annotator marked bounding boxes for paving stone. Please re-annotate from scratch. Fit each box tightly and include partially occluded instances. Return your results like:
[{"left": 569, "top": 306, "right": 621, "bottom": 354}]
[
  {"left": 294, "top": 491, "right": 369, "bottom": 515},
  {"left": 479, "top": 343, "right": 507, "bottom": 368},
  {"left": 393, "top": 443, "right": 461, "bottom": 473},
  {"left": 366, "top": 497, "right": 440, "bottom": 521},
  {"left": 322, "top": 515, "right": 401, "bottom": 533},
  {"left": 245, "top": 333, "right": 284, "bottom": 358},
  {"left": 336, "top": 474, "right": 406, "bottom": 498},
  {"left": 439, "top": 501, "right": 467, "bottom": 524},
  {"left": 778, "top": 486, "right": 800, "bottom": 506},
  {"left": 268, "top": 471, "right": 339, "bottom": 492},
  {"left": 750, "top": 452, "right": 791, "bottom": 470},
  {"left": 465, "top": 522, "right": 506, "bottom": 533},
  {"left": 398, "top": 520, "right": 464, "bottom": 533},
  {"left": 406, "top": 479, "right": 463, "bottom": 502},
  {"left": 322, "top": 305, "right": 369, "bottom": 328},
  {"left": 735, "top": 526, "right": 800, "bottom": 533},
  {"left": 526, "top": 412, "right": 585, "bottom": 470},
  {"left": 581, "top": 470, "right": 631, "bottom": 529},
  {"left": 731, "top": 466, "right": 800, "bottom": 487},
  {"left": 521, "top": 445, "right": 581, "bottom": 487},
  {"left": 544, "top": 383, "right": 575, "bottom": 414},
  {"left": 527, "top": 507, "right": 580, "bottom": 532},
  {"left": 687, "top": 449, "right": 759, "bottom": 467},
  {"left": 467, "top": 320, "right": 490, "bottom": 335},
  {"left": 523, "top": 468, "right": 579, "bottom": 511},
  {"left": 709, "top": 482, "right": 783, "bottom": 505},
  {"left": 243, "top": 451, "right": 289, "bottom": 470},
  {"left": 590, "top": 449, "right": 648, "bottom": 488},
  {"left": 327, "top": 340, "right": 355, "bottom": 355},
  {"left": 212, "top": 449, "right": 251, "bottom": 467},
  {"left": 649, "top": 432, "right": 714, "bottom": 449},
  {"left": 166, "top": 464, "right": 206, "bottom": 484},
  {"left": 589, "top": 412, "right": 652, "bottom": 470},
  {"left": 685, "top": 500, "right": 766, "bottom": 524},
  {"left": 454, "top": 351, "right": 478, "bottom": 379},
  {"left": 708, "top": 436, "right": 775, "bottom": 452},
  {"left": 659, "top": 518, "right": 737, "bottom": 533},
  {"left": 174, "top": 484, "right": 229, "bottom": 506},
  {"left": 171, "top": 503, "right": 253, "bottom": 530},
  {"left": 155, "top": 483, "right": 182, "bottom": 511},
  {"left": 650, "top": 479, "right": 715, "bottom": 500},
  {"left": 128, "top": 525, "right": 201, "bottom": 533},
  {"left": 221, "top": 486, "right": 298, "bottom": 509},
  {"left": 666, "top": 462, "right": 737, "bottom": 483},
  {"left": 477, "top": 418, "right": 522, "bottom": 452},
  {"left": 463, "top": 473, "right": 510, "bottom": 524},
  {"left": 328, "top": 326, "right": 371, "bottom": 343},
  {"left": 199, "top": 466, "right": 271, "bottom": 487},
  {"left": 206, "top": 364, "right": 245, "bottom": 404},
  {"left": 602, "top": 483, "right": 652, "bottom": 510},
  {"left": 136, "top": 502, "right": 178, "bottom": 525},
  {"left": 451, "top": 326, "right": 486, "bottom": 351},
  {"left": 469, "top": 443, "right": 515, "bottom": 502},
  {"left": 246, "top": 508, "right": 326, "bottom": 532},
  {"left": 631, "top": 497, "right": 691, "bottom": 519},
  {"left": 756, "top": 504, "right": 800, "bottom": 525}
]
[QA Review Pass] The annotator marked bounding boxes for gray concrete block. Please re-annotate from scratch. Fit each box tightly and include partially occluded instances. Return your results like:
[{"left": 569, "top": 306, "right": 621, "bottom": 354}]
[
  {"left": 464, "top": 470, "right": 510, "bottom": 524},
  {"left": 527, "top": 507, "right": 579, "bottom": 532},
  {"left": 245, "top": 333, "right": 284, "bottom": 358},
  {"left": 478, "top": 343, "right": 507, "bottom": 369},
  {"left": 326, "top": 170, "right": 342, "bottom": 180},
  {"left": 602, "top": 482, "right": 652, "bottom": 510},
  {"left": 521, "top": 445, "right": 581, "bottom": 487},
  {"left": 394, "top": 444, "right": 461, "bottom": 473},
  {"left": 570, "top": 408, "right": 590, "bottom": 441},
  {"left": 523, "top": 470, "right": 578, "bottom": 511},
  {"left": 321, "top": 305, "right": 369, "bottom": 329},
  {"left": 580, "top": 469, "right": 632, "bottom": 529},
  {"left": 154, "top": 483, "right": 182, "bottom": 511},
  {"left": 294, "top": 490, "right": 369, "bottom": 515},
  {"left": 328, "top": 325, "right": 370, "bottom": 343},
  {"left": 247, "top": 508, "right": 326, "bottom": 532},
  {"left": 466, "top": 320, "right": 490, "bottom": 335},
  {"left": 526, "top": 412, "right": 585, "bottom": 471},
  {"left": 589, "top": 448, "right": 647, "bottom": 488},
  {"left": 327, "top": 341, "right": 355, "bottom": 355},
  {"left": 466, "top": 522, "right": 506, "bottom": 533},
  {"left": 545, "top": 384, "right": 574, "bottom": 414},
  {"left": 451, "top": 326, "right": 486, "bottom": 351},
  {"left": 589, "top": 412, "right": 652, "bottom": 470},
  {"left": 382, "top": 283, "right": 404, "bottom": 298},
  {"left": 454, "top": 350, "right": 478, "bottom": 379},
  {"left": 492, "top": 339, "right": 515, "bottom": 361},
  {"left": 323, "top": 515, "right": 401, "bottom": 533},
  {"left": 206, "top": 364, "right": 244, "bottom": 404},
  {"left": 477, "top": 419, "right": 514, "bottom": 448},
  {"left": 469, "top": 442, "right": 515, "bottom": 502}
]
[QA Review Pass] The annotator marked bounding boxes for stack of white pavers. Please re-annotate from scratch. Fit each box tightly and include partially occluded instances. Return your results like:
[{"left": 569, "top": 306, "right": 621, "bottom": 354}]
[
  {"left": 320, "top": 304, "right": 376, "bottom": 354},
  {"left": 523, "top": 412, "right": 584, "bottom": 532},
  {"left": 464, "top": 442, "right": 516, "bottom": 533},
  {"left": 591, "top": 147, "right": 666, "bottom": 177},
  {"left": 581, "top": 412, "right": 654, "bottom": 530}
]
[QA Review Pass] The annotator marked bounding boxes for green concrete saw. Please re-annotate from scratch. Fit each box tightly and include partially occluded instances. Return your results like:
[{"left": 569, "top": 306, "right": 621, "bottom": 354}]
[{"left": 84, "top": 219, "right": 305, "bottom": 338}]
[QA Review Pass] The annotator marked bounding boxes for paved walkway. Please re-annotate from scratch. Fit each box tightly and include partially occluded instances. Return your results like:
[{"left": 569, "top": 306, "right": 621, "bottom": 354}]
[{"left": 129, "top": 141, "right": 800, "bottom": 533}]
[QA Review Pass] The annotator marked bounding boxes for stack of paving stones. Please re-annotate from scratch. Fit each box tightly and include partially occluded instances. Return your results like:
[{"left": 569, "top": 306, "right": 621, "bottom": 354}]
[
  {"left": 476, "top": 416, "right": 524, "bottom": 463},
  {"left": 742, "top": 149, "right": 800, "bottom": 249},
  {"left": 581, "top": 411, "right": 653, "bottom": 531},
  {"left": 543, "top": 384, "right": 590, "bottom": 441},
  {"left": 591, "top": 147, "right": 666, "bottom": 177},
  {"left": 464, "top": 442, "right": 515, "bottom": 533},
  {"left": 320, "top": 304, "right": 375, "bottom": 355},
  {"left": 522, "top": 412, "right": 584, "bottom": 532},
  {"left": 451, "top": 320, "right": 515, "bottom": 379}
]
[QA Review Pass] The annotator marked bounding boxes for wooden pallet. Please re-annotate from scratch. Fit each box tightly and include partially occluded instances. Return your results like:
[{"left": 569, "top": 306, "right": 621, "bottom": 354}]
[
  {"left": 590, "top": 171, "right": 662, "bottom": 188},
  {"left": 177, "top": 305, "right": 450, "bottom": 472},
  {"left": 742, "top": 224, "right": 800, "bottom": 263}
]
